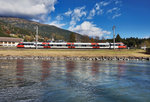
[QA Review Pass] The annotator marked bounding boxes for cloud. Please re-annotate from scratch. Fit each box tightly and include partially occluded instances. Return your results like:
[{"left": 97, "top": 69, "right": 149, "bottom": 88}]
[
  {"left": 87, "top": 0, "right": 122, "bottom": 20},
  {"left": 112, "top": 13, "right": 121, "bottom": 19},
  {"left": 65, "top": 6, "right": 86, "bottom": 28},
  {"left": 69, "top": 21, "right": 111, "bottom": 37},
  {"left": 56, "top": 15, "right": 63, "bottom": 21},
  {"left": 107, "top": 7, "right": 120, "bottom": 13},
  {"left": 87, "top": 9, "right": 96, "bottom": 19},
  {"left": 99, "top": 1, "right": 111, "bottom": 6},
  {"left": 0, "top": 0, "right": 57, "bottom": 22},
  {"left": 48, "top": 21, "right": 66, "bottom": 28},
  {"left": 87, "top": 1, "right": 111, "bottom": 19},
  {"left": 143, "top": 36, "right": 150, "bottom": 39},
  {"left": 115, "top": 0, "right": 122, "bottom": 5},
  {"left": 64, "top": 9, "right": 72, "bottom": 16}
]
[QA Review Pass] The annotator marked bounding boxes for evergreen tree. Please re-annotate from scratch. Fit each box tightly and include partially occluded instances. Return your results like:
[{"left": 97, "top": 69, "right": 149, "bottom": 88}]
[{"left": 116, "top": 34, "right": 122, "bottom": 42}]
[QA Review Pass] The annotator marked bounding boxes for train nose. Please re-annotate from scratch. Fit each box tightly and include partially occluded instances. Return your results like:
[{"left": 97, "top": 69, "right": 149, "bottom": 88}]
[{"left": 17, "top": 45, "right": 24, "bottom": 48}]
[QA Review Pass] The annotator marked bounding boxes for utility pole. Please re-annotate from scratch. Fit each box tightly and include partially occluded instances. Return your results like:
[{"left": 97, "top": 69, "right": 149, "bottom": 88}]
[
  {"left": 113, "top": 26, "right": 116, "bottom": 50},
  {"left": 35, "top": 26, "right": 38, "bottom": 49}
]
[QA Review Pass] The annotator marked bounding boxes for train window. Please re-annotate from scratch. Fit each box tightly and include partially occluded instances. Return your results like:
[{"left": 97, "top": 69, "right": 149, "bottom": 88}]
[
  {"left": 91, "top": 45, "right": 97, "bottom": 46},
  {"left": 100, "top": 45, "right": 105, "bottom": 47},
  {"left": 81, "top": 45, "right": 87, "bottom": 47},
  {"left": 73, "top": 45, "right": 78, "bottom": 46},
  {"left": 66, "top": 45, "right": 71, "bottom": 46},
  {"left": 57, "top": 45, "right": 62, "bottom": 46},
  {"left": 29, "top": 43, "right": 34, "bottom": 45},
  {"left": 24, "top": 43, "right": 28, "bottom": 45},
  {"left": 40, "top": 44, "right": 43, "bottom": 46},
  {"left": 49, "top": 44, "right": 53, "bottom": 46},
  {"left": 18, "top": 43, "right": 23, "bottom": 45}
]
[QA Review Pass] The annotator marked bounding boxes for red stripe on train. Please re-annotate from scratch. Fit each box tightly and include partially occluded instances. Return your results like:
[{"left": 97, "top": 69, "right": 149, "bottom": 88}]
[
  {"left": 42, "top": 42, "right": 49, "bottom": 45},
  {"left": 93, "top": 47, "right": 99, "bottom": 48},
  {"left": 91, "top": 43, "right": 97, "bottom": 45},
  {"left": 67, "top": 43, "right": 72, "bottom": 45},
  {"left": 17, "top": 45, "right": 24, "bottom": 48},
  {"left": 118, "top": 46, "right": 126, "bottom": 48},
  {"left": 43, "top": 46, "right": 51, "bottom": 48}
]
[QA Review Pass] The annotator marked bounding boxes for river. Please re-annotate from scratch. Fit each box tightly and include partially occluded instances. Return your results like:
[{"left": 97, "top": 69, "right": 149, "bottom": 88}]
[{"left": 0, "top": 59, "right": 150, "bottom": 102}]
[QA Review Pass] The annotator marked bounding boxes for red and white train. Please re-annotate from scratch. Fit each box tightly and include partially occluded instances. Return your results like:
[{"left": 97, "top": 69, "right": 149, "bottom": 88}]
[{"left": 17, "top": 42, "right": 126, "bottom": 49}]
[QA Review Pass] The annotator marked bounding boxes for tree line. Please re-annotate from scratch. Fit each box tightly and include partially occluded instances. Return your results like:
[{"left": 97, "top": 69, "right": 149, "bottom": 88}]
[{"left": 69, "top": 33, "right": 150, "bottom": 48}]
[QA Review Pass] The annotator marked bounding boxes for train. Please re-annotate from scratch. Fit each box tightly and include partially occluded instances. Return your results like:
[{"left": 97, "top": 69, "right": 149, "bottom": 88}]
[{"left": 17, "top": 42, "right": 127, "bottom": 49}]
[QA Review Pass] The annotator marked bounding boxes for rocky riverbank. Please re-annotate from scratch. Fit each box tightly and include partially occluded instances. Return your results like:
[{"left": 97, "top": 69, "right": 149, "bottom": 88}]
[{"left": 0, "top": 56, "right": 150, "bottom": 61}]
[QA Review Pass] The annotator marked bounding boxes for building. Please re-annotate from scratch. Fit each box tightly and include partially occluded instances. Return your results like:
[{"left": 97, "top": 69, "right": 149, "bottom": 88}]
[{"left": 0, "top": 37, "right": 24, "bottom": 47}]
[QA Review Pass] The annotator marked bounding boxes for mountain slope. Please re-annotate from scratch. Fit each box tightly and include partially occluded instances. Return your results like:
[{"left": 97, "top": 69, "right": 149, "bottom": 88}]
[
  {"left": 0, "top": 17, "right": 81, "bottom": 41},
  {"left": 0, "top": 19, "right": 34, "bottom": 38}
]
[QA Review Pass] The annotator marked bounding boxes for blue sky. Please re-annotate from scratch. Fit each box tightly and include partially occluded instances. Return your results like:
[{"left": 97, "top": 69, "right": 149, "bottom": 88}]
[{"left": 0, "top": 0, "right": 150, "bottom": 39}]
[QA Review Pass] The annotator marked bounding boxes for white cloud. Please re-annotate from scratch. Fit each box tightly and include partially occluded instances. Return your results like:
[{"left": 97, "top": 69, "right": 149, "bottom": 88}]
[
  {"left": 100, "top": 1, "right": 111, "bottom": 6},
  {"left": 64, "top": 9, "right": 72, "bottom": 16},
  {"left": 107, "top": 7, "right": 120, "bottom": 13},
  {"left": 115, "top": 0, "right": 122, "bottom": 5},
  {"left": 87, "top": 0, "right": 122, "bottom": 20},
  {"left": 0, "top": 0, "right": 57, "bottom": 21},
  {"left": 56, "top": 15, "right": 63, "bottom": 21},
  {"left": 87, "top": 1, "right": 111, "bottom": 19},
  {"left": 95, "top": 3, "right": 100, "bottom": 10},
  {"left": 143, "top": 36, "right": 150, "bottom": 39},
  {"left": 69, "top": 21, "right": 111, "bottom": 37},
  {"left": 87, "top": 9, "right": 96, "bottom": 19},
  {"left": 48, "top": 21, "right": 66, "bottom": 28},
  {"left": 112, "top": 13, "right": 121, "bottom": 19},
  {"left": 67, "top": 6, "right": 87, "bottom": 28}
]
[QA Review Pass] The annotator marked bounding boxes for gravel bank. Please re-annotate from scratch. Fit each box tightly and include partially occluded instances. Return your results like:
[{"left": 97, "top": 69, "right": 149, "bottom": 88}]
[{"left": 0, "top": 56, "right": 150, "bottom": 61}]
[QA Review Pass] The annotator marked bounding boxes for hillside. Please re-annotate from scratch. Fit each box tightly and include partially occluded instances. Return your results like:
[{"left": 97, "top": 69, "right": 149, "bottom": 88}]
[
  {"left": 0, "top": 17, "right": 82, "bottom": 41},
  {"left": 0, "top": 19, "right": 34, "bottom": 38}
]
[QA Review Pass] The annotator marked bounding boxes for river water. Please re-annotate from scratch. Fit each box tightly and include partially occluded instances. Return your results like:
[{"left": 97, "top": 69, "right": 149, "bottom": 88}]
[{"left": 0, "top": 59, "right": 149, "bottom": 102}]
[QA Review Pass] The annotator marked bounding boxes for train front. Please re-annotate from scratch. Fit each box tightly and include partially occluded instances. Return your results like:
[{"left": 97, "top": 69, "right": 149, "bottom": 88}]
[
  {"left": 17, "top": 42, "right": 24, "bottom": 48},
  {"left": 118, "top": 43, "right": 127, "bottom": 49}
]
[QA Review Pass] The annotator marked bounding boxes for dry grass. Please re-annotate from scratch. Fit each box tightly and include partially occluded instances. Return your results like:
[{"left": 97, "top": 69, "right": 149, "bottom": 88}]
[{"left": 0, "top": 48, "right": 150, "bottom": 57}]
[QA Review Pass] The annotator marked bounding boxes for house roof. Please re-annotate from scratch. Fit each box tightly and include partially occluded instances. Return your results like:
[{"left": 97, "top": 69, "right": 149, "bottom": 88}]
[{"left": 0, "top": 37, "right": 23, "bottom": 42}]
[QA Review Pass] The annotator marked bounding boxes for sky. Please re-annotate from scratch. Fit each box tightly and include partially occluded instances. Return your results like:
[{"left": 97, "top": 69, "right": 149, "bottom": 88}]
[{"left": 0, "top": 0, "right": 150, "bottom": 39}]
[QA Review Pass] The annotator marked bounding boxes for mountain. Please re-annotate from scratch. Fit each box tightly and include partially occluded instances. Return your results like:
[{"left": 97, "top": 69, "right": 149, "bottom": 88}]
[{"left": 0, "top": 17, "right": 82, "bottom": 41}]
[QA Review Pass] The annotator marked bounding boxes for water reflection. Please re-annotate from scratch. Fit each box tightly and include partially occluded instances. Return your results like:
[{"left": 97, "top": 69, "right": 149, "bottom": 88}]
[
  {"left": 16, "top": 59, "right": 24, "bottom": 86},
  {"left": 65, "top": 61, "right": 76, "bottom": 87},
  {"left": 41, "top": 61, "right": 50, "bottom": 81},
  {"left": 91, "top": 62, "right": 99, "bottom": 76},
  {"left": 0, "top": 60, "right": 150, "bottom": 102},
  {"left": 66, "top": 61, "right": 76, "bottom": 73},
  {"left": 117, "top": 61, "right": 126, "bottom": 79}
]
